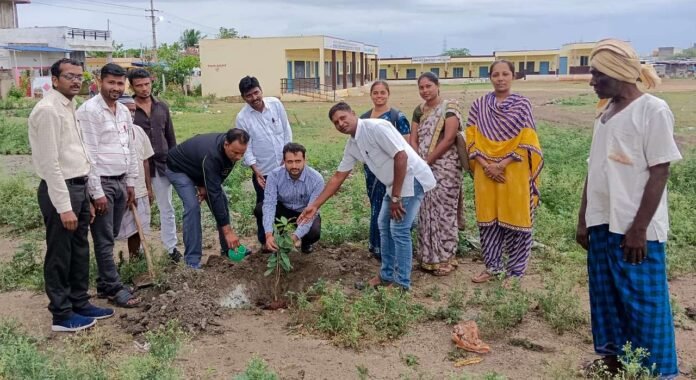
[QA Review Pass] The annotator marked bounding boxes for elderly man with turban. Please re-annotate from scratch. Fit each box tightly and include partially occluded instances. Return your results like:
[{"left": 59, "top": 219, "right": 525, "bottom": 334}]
[{"left": 576, "top": 39, "right": 681, "bottom": 378}]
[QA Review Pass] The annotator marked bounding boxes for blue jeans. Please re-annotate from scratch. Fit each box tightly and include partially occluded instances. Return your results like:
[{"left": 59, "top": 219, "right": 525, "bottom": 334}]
[
  {"left": 166, "top": 168, "right": 227, "bottom": 268},
  {"left": 378, "top": 180, "right": 425, "bottom": 289}
]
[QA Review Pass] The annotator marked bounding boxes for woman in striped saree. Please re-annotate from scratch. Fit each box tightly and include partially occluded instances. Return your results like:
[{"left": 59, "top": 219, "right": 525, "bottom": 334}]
[{"left": 466, "top": 60, "right": 543, "bottom": 283}]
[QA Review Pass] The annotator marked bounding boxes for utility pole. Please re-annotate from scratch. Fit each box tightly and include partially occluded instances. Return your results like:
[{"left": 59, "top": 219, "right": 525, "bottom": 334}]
[{"left": 147, "top": 0, "right": 158, "bottom": 62}]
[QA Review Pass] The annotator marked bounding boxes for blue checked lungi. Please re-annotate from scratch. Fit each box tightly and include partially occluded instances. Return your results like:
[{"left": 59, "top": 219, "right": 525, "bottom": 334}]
[{"left": 587, "top": 224, "right": 678, "bottom": 378}]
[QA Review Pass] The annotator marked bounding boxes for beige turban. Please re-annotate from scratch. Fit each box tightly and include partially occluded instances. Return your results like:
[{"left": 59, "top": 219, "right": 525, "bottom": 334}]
[{"left": 590, "top": 38, "right": 661, "bottom": 88}]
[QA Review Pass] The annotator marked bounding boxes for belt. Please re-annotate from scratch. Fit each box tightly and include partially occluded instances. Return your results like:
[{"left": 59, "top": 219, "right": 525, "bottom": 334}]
[
  {"left": 100, "top": 174, "right": 126, "bottom": 181},
  {"left": 65, "top": 176, "right": 88, "bottom": 185}
]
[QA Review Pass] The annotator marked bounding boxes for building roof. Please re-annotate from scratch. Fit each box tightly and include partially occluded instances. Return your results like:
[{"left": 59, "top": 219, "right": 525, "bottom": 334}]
[{"left": 0, "top": 44, "right": 72, "bottom": 52}]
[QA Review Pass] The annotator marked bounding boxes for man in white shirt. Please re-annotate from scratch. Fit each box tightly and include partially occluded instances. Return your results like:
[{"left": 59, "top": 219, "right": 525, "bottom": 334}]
[
  {"left": 576, "top": 39, "right": 681, "bottom": 378},
  {"left": 29, "top": 58, "right": 114, "bottom": 332},
  {"left": 298, "top": 102, "right": 436, "bottom": 290},
  {"left": 116, "top": 96, "right": 155, "bottom": 260},
  {"left": 77, "top": 63, "right": 140, "bottom": 308},
  {"left": 234, "top": 76, "right": 292, "bottom": 247}
]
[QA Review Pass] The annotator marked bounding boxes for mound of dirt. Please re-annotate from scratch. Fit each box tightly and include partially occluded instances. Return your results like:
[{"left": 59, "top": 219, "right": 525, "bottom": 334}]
[
  {"left": 119, "top": 243, "right": 380, "bottom": 336},
  {"left": 119, "top": 272, "right": 224, "bottom": 335}
]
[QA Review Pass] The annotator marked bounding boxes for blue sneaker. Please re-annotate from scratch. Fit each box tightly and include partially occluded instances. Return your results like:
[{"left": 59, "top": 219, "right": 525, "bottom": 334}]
[
  {"left": 51, "top": 313, "right": 96, "bottom": 332},
  {"left": 74, "top": 304, "right": 115, "bottom": 320}
]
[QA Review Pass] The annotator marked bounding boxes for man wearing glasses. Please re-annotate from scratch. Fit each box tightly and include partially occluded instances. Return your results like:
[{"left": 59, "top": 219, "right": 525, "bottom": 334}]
[{"left": 29, "top": 58, "right": 114, "bottom": 331}]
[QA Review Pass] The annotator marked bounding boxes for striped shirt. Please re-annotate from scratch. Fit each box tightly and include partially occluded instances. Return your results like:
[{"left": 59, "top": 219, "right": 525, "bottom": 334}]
[
  {"left": 262, "top": 165, "right": 324, "bottom": 238},
  {"left": 77, "top": 94, "right": 138, "bottom": 199},
  {"left": 235, "top": 97, "right": 293, "bottom": 176}
]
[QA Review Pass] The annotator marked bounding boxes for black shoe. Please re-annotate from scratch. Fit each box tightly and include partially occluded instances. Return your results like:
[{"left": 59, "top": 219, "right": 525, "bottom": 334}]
[
  {"left": 301, "top": 245, "right": 313, "bottom": 254},
  {"left": 169, "top": 248, "right": 182, "bottom": 263}
]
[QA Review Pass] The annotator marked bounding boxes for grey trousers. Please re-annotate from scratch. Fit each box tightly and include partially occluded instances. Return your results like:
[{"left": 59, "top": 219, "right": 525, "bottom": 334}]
[{"left": 91, "top": 177, "right": 127, "bottom": 295}]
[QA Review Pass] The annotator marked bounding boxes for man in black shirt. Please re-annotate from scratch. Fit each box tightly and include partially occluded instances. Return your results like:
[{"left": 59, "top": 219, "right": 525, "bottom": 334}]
[
  {"left": 166, "top": 129, "right": 249, "bottom": 268},
  {"left": 128, "top": 69, "right": 180, "bottom": 262}
]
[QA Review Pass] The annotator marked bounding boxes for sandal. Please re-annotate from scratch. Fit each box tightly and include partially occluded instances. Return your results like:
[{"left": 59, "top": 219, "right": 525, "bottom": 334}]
[
  {"left": 97, "top": 285, "right": 134, "bottom": 299},
  {"left": 109, "top": 288, "right": 142, "bottom": 308},
  {"left": 471, "top": 271, "right": 495, "bottom": 283},
  {"left": 367, "top": 275, "right": 392, "bottom": 289},
  {"left": 433, "top": 263, "right": 456, "bottom": 277}
]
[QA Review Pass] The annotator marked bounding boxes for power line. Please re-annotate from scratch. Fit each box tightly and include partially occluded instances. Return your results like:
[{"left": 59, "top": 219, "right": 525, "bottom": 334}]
[
  {"left": 161, "top": 11, "right": 219, "bottom": 33},
  {"left": 32, "top": 1, "right": 145, "bottom": 18},
  {"left": 61, "top": 0, "right": 146, "bottom": 11}
]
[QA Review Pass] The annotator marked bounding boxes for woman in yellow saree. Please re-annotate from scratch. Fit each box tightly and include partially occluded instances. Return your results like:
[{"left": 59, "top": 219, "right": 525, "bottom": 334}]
[{"left": 466, "top": 60, "right": 543, "bottom": 283}]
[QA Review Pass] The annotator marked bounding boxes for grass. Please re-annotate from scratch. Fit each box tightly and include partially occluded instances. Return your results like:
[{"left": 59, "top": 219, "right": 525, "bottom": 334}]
[
  {"left": 233, "top": 356, "right": 279, "bottom": 380},
  {"left": 0, "top": 176, "right": 42, "bottom": 232},
  {"left": 0, "top": 242, "right": 43, "bottom": 292},
  {"left": 0, "top": 116, "right": 30, "bottom": 154},
  {"left": 534, "top": 267, "right": 587, "bottom": 334},
  {"left": 291, "top": 284, "right": 426, "bottom": 349},
  {"left": 429, "top": 287, "right": 466, "bottom": 324},
  {"left": 0, "top": 319, "right": 186, "bottom": 380},
  {"left": 468, "top": 282, "right": 531, "bottom": 336}
]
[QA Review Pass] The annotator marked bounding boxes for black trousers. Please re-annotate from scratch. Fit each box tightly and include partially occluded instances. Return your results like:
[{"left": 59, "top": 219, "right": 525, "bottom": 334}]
[
  {"left": 254, "top": 202, "right": 321, "bottom": 248},
  {"left": 38, "top": 179, "right": 91, "bottom": 320},
  {"left": 252, "top": 173, "right": 268, "bottom": 244}
]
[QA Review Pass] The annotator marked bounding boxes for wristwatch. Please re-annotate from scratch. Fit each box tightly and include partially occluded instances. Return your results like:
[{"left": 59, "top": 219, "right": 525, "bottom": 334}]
[{"left": 391, "top": 195, "right": 401, "bottom": 203}]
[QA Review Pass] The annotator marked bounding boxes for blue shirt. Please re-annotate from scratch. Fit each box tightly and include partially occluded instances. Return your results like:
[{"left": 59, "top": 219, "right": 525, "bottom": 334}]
[{"left": 262, "top": 165, "right": 325, "bottom": 237}]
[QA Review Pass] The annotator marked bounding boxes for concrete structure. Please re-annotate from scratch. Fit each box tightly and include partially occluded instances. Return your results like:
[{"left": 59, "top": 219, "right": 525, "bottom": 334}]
[
  {"left": 379, "top": 55, "right": 495, "bottom": 80},
  {"left": 86, "top": 57, "right": 141, "bottom": 73},
  {"left": 378, "top": 41, "right": 596, "bottom": 81},
  {"left": 0, "top": 26, "right": 113, "bottom": 85},
  {"left": 200, "top": 35, "right": 378, "bottom": 100},
  {"left": 0, "top": 0, "right": 30, "bottom": 29}
]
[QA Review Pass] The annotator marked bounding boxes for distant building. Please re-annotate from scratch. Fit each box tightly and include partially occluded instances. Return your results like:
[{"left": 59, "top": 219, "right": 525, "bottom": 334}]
[
  {"left": 200, "top": 35, "right": 378, "bottom": 100},
  {"left": 378, "top": 42, "right": 595, "bottom": 81},
  {"left": 0, "top": 26, "right": 113, "bottom": 84}
]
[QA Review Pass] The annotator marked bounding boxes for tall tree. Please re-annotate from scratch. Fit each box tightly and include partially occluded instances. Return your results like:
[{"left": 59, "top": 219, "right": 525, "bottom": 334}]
[
  {"left": 217, "top": 27, "right": 238, "bottom": 39},
  {"left": 442, "top": 48, "right": 471, "bottom": 57},
  {"left": 180, "top": 29, "right": 206, "bottom": 48}
]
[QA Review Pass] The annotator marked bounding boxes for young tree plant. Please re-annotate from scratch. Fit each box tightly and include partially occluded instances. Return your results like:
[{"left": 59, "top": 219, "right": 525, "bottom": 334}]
[{"left": 264, "top": 217, "right": 296, "bottom": 301}]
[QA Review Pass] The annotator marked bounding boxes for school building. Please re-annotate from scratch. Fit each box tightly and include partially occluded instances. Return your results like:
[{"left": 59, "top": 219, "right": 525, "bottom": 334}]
[
  {"left": 378, "top": 42, "right": 595, "bottom": 80},
  {"left": 199, "top": 35, "right": 378, "bottom": 100}
]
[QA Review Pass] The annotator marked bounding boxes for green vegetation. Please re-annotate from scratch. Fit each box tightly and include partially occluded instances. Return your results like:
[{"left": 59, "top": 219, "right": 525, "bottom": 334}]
[
  {"left": 0, "top": 116, "right": 30, "bottom": 154},
  {"left": 0, "top": 177, "right": 41, "bottom": 231},
  {"left": 586, "top": 342, "right": 659, "bottom": 380},
  {"left": 0, "top": 242, "right": 43, "bottom": 292},
  {"left": 534, "top": 267, "right": 587, "bottom": 334},
  {"left": 429, "top": 287, "right": 466, "bottom": 324},
  {"left": 291, "top": 284, "right": 426, "bottom": 349},
  {"left": 0, "top": 319, "right": 186, "bottom": 380},
  {"left": 468, "top": 282, "right": 531, "bottom": 336},
  {"left": 233, "top": 356, "right": 279, "bottom": 380}
]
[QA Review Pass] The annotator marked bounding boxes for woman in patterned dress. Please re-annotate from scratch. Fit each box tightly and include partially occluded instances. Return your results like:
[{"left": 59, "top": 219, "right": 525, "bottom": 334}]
[{"left": 410, "top": 72, "right": 463, "bottom": 276}]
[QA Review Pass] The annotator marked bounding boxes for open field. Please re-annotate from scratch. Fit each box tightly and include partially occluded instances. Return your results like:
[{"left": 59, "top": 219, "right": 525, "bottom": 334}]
[{"left": 0, "top": 79, "right": 695, "bottom": 379}]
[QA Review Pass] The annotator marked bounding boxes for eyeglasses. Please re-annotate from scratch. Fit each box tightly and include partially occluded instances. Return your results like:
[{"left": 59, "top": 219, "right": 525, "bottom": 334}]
[{"left": 60, "top": 74, "right": 84, "bottom": 82}]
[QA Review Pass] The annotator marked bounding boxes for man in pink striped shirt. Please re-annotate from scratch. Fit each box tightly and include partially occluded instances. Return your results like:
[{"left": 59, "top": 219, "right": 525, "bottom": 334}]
[{"left": 77, "top": 63, "right": 140, "bottom": 308}]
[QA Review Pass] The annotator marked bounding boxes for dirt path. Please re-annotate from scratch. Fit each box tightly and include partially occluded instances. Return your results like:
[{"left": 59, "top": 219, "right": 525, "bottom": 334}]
[{"left": 2, "top": 245, "right": 694, "bottom": 379}]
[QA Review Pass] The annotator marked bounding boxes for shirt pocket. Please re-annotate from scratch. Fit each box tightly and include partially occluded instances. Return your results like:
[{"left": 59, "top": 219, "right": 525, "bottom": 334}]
[{"left": 608, "top": 128, "right": 639, "bottom": 166}]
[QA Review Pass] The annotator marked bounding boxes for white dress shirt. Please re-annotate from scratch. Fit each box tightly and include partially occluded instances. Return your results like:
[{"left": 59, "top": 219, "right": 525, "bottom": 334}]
[
  {"left": 235, "top": 97, "right": 292, "bottom": 176},
  {"left": 337, "top": 118, "right": 436, "bottom": 197},
  {"left": 28, "top": 89, "right": 91, "bottom": 213},
  {"left": 586, "top": 94, "right": 682, "bottom": 242},
  {"left": 77, "top": 94, "right": 138, "bottom": 199}
]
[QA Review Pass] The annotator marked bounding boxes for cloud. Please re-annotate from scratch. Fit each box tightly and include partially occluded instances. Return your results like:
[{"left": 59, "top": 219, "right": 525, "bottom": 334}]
[{"left": 17, "top": 0, "right": 696, "bottom": 57}]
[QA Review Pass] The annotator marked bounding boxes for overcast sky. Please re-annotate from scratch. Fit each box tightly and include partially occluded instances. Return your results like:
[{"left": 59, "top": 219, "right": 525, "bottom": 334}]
[{"left": 20, "top": 0, "right": 696, "bottom": 57}]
